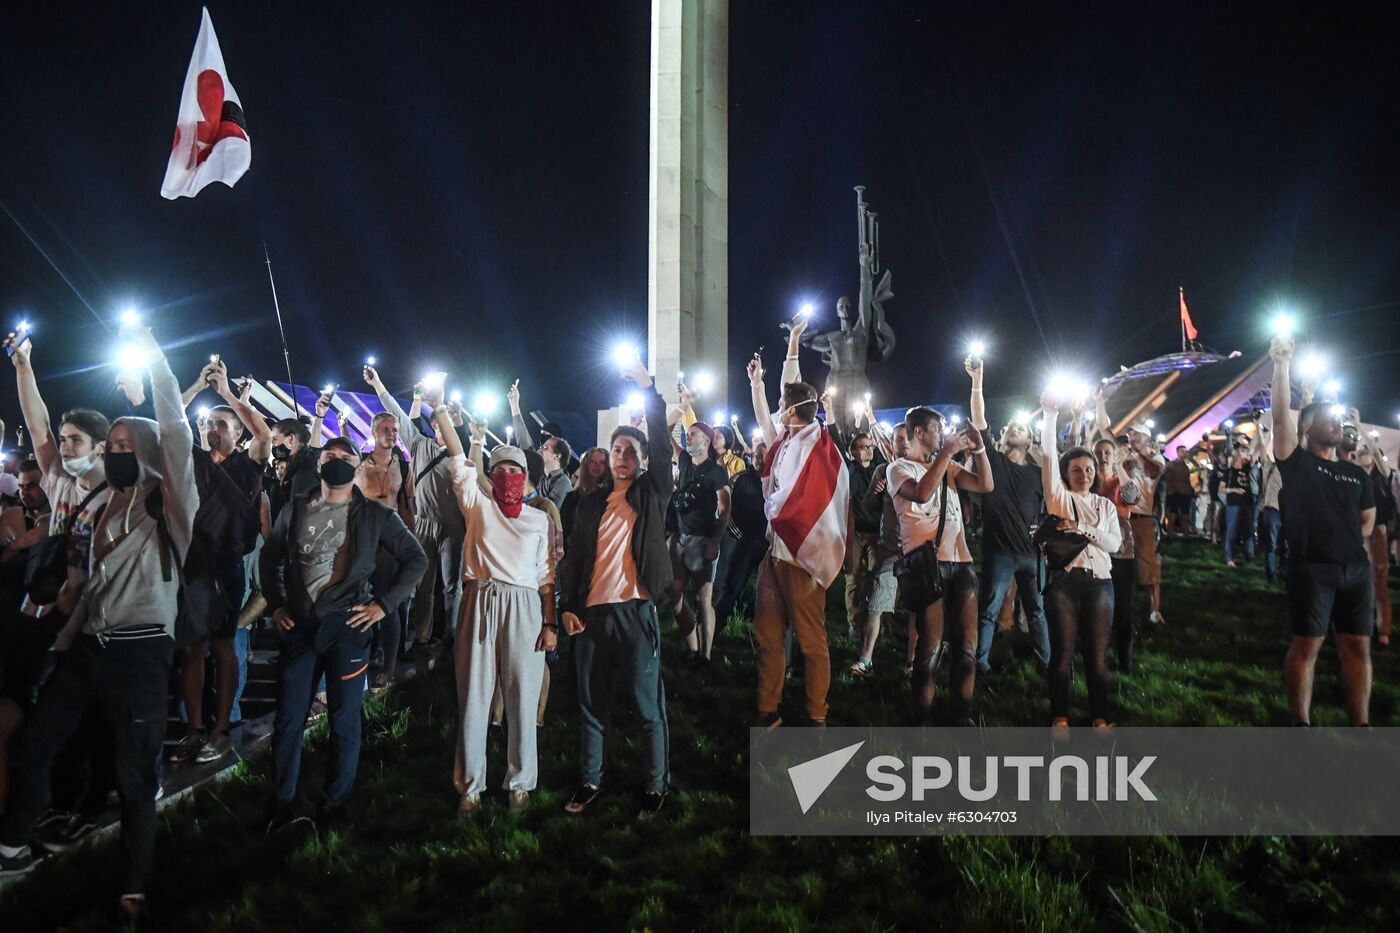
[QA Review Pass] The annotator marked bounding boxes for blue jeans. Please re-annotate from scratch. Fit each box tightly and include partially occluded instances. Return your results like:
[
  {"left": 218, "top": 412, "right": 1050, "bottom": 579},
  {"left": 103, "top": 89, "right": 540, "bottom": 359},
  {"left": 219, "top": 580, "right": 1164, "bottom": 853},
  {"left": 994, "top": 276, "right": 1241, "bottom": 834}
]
[
  {"left": 976, "top": 551, "right": 1050, "bottom": 671},
  {"left": 1258, "top": 507, "right": 1282, "bottom": 581},
  {"left": 1225, "top": 504, "right": 1255, "bottom": 563},
  {"left": 270, "top": 610, "right": 371, "bottom": 812}
]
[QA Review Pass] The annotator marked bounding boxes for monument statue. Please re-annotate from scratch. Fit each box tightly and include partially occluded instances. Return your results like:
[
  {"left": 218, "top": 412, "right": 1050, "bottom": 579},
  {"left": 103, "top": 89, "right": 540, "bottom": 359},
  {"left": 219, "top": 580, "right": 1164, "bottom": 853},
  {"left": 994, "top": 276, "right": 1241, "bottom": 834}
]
[{"left": 787, "top": 186, "right": 896, "bottom": 434}]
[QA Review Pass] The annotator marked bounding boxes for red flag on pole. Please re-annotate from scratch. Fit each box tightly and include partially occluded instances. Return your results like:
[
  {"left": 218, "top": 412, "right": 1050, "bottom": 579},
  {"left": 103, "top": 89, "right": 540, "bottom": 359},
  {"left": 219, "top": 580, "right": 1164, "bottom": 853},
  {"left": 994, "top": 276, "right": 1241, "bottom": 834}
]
[
  {"left": 1179, "top": 286, "right": 1198, "bottom": 341},
  {"left": 161, "top": 8, "right": 250, "bottom": 199}
]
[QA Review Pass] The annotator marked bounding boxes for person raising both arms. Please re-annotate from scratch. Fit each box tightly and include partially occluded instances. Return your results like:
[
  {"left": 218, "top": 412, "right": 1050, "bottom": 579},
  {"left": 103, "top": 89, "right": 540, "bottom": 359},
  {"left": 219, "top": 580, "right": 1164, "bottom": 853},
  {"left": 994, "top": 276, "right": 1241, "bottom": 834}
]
[
  {"left": 173, "top": 357, "right": 272, "bottom": 766},
  {"left": 970, "top": 356, "right": 1051, "bottom": 677},
  {"left": 747, "top": 315, "right": 850, "bottom": 729},
  {"left": 430, "top": 404, "right": 555, "bottom": 815}
]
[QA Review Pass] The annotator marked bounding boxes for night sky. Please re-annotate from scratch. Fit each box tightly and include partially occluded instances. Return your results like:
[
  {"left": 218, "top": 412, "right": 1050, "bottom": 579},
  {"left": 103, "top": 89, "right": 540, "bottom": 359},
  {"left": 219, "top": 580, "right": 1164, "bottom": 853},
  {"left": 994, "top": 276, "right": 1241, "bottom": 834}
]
[{"left": 2, "top": 1, "right": 1397, "bottom": 444}]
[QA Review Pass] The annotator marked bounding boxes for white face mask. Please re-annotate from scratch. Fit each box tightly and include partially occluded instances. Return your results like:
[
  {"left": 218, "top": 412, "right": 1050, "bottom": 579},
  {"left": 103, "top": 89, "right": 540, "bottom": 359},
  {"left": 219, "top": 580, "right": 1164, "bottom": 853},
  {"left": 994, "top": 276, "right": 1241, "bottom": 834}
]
[
  {"left": 62, "top": 454, "right": 98, "bottom": 478},
  {"left": 686, "top": 440, "right": 710, "bottom": 460}
]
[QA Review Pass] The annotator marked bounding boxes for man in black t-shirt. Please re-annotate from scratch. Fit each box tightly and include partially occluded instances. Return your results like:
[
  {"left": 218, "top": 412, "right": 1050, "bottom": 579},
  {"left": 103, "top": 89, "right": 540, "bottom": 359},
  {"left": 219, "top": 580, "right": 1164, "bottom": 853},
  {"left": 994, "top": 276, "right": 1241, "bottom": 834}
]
[
  {"left": 974, "top": 417, "right": 1050, "bottom": 673},
  {"left": 668, "top": 422, "right": 731, "bottom": 665},
  {"left": 1270, "top": 337, "right": 1376, "bottom": 727},
  {"left": 174, "top": 360, "right": 273, "bottom": 766}
]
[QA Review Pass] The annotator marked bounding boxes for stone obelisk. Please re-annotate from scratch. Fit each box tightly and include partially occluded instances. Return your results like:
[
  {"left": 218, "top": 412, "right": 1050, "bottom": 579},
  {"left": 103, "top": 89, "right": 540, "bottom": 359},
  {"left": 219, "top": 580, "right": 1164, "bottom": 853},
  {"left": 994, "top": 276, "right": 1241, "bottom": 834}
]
[
  {"left": 649, "top": 0, "right": 728, "bottom": 404},
  {"left": 599, "top": 0, "right": 728, "bottom": 444}
]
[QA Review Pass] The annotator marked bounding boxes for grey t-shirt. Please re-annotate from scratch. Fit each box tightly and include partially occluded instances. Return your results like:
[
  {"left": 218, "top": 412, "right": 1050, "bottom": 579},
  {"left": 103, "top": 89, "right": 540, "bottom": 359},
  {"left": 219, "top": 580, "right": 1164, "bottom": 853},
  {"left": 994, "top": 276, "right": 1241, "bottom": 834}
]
[{"left": 297, "top": 497, "right": 350, "bottom": 603}]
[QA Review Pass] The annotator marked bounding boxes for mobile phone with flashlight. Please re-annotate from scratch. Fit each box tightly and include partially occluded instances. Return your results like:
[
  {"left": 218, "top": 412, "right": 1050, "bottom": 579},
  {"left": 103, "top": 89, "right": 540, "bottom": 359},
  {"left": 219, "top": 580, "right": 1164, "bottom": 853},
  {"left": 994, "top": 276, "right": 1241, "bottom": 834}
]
[{"left": 5, "top": 333, "right": 31, "bottom": 358}]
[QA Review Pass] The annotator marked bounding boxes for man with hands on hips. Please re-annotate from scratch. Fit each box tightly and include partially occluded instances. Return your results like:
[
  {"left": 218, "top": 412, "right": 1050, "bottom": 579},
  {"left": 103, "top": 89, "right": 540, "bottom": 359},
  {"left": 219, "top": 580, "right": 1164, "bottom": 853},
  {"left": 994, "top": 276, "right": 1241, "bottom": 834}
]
[{"left": 259, "top": 436, "right": 427, "bottom": 832}]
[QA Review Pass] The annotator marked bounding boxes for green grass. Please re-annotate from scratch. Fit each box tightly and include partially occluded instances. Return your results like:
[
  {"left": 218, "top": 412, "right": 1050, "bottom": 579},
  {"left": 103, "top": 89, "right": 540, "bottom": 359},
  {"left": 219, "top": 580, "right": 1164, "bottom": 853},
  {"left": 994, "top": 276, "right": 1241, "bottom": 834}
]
[{"left": 3, "top": 539, "right": 1400, "bottom": 930}]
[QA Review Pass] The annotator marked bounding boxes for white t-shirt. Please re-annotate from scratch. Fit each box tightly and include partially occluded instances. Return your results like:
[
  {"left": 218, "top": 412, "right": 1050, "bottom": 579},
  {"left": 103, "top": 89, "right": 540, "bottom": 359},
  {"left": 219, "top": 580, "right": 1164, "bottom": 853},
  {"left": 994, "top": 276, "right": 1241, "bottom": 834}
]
[
  {"left": 449, "top": 455, "right": 554, "bottom": 591},
  {"left": 886, "top": 458, "right": 972, "bottom": 563}
]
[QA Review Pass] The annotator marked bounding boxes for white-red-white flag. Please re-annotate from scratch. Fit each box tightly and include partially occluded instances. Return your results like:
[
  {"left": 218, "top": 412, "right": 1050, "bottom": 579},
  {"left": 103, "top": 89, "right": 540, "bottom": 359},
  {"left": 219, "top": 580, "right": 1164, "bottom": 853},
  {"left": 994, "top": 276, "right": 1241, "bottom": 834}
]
[
  {"left": 760, "top": 420, "right": 850, "bottom": 588},
  {"left": 161, "top": 8, "right": 250, "bottom": 199}
]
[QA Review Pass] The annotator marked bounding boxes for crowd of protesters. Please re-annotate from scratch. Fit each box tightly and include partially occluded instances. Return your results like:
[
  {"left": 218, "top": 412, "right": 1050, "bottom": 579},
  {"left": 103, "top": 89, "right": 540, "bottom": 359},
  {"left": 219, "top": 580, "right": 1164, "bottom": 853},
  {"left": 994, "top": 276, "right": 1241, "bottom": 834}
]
[{"left": 0, "top": 311, "right": 1392, "bottom": 918}]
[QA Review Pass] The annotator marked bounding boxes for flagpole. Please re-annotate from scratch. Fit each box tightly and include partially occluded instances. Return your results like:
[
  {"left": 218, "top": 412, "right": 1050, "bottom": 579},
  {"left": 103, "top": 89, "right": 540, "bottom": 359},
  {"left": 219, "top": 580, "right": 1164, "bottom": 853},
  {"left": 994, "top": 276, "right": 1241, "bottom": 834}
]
[
  {"left": 1179, "top": 286, "right": 1186, "bottom": 353},
  {"left": 262, "top": 239, "right": 296, "bottom": 393}
]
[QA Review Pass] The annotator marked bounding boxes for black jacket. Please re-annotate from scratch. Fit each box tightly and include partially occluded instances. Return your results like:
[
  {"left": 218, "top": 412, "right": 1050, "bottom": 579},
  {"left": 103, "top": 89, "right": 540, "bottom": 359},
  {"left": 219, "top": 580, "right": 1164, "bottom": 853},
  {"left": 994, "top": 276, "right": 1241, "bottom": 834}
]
[
  {"left": 559, "top": 383, "right": 674, "bottom": 613},
  {"left": 261, "top": 485, "right": 427, "bottom": 620}
]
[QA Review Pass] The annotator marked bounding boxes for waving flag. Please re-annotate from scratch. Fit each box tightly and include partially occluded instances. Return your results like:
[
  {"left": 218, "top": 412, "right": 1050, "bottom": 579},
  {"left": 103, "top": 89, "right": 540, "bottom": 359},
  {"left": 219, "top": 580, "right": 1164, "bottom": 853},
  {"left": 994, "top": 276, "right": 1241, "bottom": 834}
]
[
  {"left": 1179, "top": 286, "right": 1198, "bottom": 341},
  {"left": 161, "top": 8, "right": 250, "bottom": 199},
  {"left": 761, "top": 421, "right": 850, "bottom": 587}
]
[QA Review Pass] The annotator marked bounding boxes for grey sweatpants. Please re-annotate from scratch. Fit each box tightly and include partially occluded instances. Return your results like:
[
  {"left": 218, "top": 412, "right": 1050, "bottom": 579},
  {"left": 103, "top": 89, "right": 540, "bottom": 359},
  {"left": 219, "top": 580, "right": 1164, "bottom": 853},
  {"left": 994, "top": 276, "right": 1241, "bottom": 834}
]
[{"left": 453, "top": 579, "right": 546, "bottom": 795}]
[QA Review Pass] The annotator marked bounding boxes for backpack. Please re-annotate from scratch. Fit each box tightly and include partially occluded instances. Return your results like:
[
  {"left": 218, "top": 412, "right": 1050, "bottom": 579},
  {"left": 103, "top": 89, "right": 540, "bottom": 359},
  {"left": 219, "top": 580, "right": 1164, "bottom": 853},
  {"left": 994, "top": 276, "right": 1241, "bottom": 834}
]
[
  {"left": 24, "top": 482, "right": 108, "bottom": 605},
  {"left": 149, "top": 488, "right": 230, "bottom": 649}
]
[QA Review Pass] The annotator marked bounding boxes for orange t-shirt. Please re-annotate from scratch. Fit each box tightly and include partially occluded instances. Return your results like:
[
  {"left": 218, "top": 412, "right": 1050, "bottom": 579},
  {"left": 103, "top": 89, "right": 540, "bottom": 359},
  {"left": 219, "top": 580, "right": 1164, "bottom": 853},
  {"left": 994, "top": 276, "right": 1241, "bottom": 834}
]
[{"left": 585, "top": 482, "right": 648, "bottom": 607}]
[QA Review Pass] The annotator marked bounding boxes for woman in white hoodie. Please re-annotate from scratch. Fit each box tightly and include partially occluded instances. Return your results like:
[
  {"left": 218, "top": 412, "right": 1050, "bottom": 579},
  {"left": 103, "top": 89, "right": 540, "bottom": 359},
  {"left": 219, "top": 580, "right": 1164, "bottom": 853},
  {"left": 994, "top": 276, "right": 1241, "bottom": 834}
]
[{"left": 1039, "top": 392, "right": 1122, "bottom": 739}]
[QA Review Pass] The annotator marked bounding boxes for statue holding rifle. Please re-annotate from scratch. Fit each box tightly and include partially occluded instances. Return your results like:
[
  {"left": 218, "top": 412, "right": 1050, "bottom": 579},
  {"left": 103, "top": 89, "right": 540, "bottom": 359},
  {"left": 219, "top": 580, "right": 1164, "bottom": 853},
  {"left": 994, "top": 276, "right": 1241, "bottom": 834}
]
[{"left": 784, "top": 186, "right": 896, "bottom": 434}]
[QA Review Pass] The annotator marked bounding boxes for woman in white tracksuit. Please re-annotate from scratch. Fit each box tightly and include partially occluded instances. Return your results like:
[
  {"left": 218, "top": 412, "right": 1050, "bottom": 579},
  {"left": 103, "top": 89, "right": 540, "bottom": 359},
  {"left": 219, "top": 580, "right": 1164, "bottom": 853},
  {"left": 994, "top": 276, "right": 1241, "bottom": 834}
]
[{"left": 432, "top": 406, "right": 557, "bottom": 815}]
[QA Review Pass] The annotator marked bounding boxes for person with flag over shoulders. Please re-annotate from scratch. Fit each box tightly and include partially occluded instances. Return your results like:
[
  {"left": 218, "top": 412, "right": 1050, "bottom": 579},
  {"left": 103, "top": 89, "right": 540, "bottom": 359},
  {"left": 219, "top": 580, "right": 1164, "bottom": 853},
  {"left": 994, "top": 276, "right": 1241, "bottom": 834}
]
[
  {"left": 258, "top": 437, "right": 427, "bottom": 834},
  {"left": 0, "top": 322, "right": 195, "bottom": 922},
  {"left": 557, "top": 356, "right": 674, "bottom": 817},
  {"left": 748, "top": 316, "right": 850, "bottom": 729}
]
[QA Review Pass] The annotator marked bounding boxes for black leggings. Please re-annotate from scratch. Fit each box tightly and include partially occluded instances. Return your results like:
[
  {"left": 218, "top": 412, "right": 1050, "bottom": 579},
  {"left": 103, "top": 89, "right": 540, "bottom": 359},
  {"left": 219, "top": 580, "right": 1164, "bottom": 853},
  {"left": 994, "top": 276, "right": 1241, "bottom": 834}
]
[
  {"left": 1043, "top": 570, "right": 1114, "bottom": 721},
  {"left": 911, "top": 561, "right": 979, "bottom": 722},
  {"left": 1109, "top": 558, "right": 1136, "bottom": 674}
]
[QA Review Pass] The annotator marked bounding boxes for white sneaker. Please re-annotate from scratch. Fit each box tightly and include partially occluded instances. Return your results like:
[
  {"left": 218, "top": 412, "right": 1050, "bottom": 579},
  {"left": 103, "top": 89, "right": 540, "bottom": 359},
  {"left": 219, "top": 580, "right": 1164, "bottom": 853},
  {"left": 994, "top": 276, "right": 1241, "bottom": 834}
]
[
  {"left": 508, "top": 789, "right": 530, "bottom": 812},
  {"left": 1148, "top": 610, "right": 1164, "bottom": 625}
]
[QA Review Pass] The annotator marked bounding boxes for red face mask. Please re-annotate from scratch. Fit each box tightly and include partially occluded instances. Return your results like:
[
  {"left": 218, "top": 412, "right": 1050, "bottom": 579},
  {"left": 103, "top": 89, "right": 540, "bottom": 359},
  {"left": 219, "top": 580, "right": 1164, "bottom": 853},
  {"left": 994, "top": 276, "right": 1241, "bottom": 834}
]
[{"left": 491, "top": 472, "right": 526, "bottom": 517}]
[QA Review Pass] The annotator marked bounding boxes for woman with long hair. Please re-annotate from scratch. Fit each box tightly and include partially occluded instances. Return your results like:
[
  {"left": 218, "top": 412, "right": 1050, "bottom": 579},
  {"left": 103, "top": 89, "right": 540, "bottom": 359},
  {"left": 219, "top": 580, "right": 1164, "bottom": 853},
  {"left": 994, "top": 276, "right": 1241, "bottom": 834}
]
[
  {"left": 560, "top": 447, "right": 609, "bottom": 548},
  {"left": 1038, "top": 393, "right": 1123, "bottom": 738}
]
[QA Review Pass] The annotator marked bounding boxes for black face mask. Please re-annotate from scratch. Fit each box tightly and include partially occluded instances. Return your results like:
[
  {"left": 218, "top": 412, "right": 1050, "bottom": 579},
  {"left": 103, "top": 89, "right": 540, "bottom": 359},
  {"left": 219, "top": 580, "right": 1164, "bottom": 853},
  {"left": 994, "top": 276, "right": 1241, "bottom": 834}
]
[
  {"left": 105, "top": 451, "right": 140, "bottom": 489},
  {"left": 319, "top": 458, "right": 356, "bottom": 487},
  {"left": 271, "top": 443, "right": 291, "bottom": 462}
]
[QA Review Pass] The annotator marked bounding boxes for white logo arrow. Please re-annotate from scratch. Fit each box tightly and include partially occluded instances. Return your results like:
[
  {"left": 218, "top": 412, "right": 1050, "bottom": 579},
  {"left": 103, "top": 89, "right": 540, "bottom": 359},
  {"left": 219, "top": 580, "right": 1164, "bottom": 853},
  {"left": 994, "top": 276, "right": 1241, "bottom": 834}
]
[{"left": 788, "top": 741, "right": 865, "bottom": 814}]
